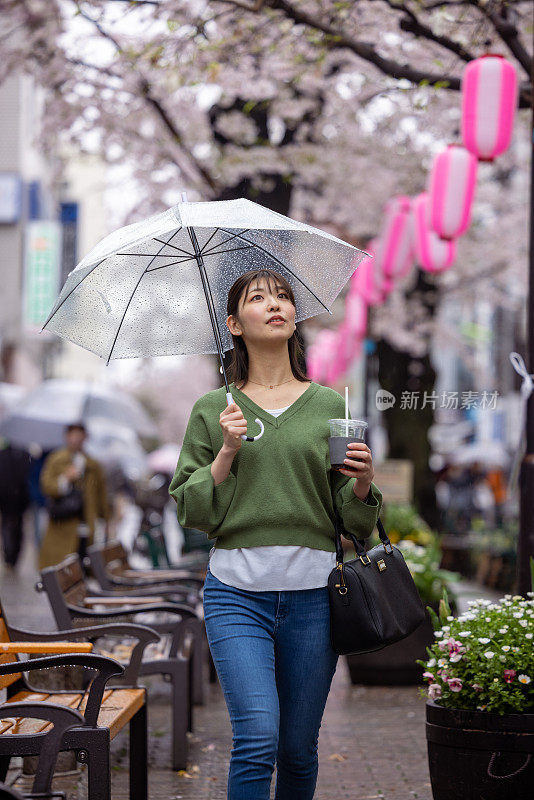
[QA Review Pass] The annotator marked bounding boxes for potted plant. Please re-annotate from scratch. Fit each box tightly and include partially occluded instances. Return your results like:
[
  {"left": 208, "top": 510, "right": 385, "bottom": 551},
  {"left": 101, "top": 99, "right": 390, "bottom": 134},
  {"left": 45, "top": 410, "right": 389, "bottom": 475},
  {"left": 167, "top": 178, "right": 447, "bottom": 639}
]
[
  {"left": 418, "top": 584, "right": 534, "bottom": 800},
  {"left": 345, "top": 519, "right": 460, "bottom": 685}
]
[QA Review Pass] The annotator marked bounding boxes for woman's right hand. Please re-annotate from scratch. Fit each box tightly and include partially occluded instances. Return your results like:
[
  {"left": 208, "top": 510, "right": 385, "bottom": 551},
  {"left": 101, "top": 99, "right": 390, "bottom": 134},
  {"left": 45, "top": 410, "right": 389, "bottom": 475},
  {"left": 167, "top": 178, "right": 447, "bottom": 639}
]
[{"left": 220, "top": 402, "right": 247, "bottom": 452}]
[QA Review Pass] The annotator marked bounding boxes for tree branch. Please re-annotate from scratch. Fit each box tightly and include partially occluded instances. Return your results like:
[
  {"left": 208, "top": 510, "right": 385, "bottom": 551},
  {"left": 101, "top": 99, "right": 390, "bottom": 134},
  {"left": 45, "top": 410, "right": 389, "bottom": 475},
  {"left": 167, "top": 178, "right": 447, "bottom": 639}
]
[
  {"left": 75, "top": 6, "right": 219, "bottom": 194},
  {"left": 469, "top": 0, "right": 532, "bottom": 77},
  {"left": 381, "top": 0, "right": 475, "bottom": 62}
]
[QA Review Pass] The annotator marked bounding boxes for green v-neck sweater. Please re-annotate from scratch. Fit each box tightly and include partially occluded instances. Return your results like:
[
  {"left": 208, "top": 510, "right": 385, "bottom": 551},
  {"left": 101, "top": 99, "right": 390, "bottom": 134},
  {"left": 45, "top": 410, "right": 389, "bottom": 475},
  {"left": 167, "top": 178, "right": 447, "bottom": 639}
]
[{"left": 169, "top": 381, "right": 383, "bottom": 551}]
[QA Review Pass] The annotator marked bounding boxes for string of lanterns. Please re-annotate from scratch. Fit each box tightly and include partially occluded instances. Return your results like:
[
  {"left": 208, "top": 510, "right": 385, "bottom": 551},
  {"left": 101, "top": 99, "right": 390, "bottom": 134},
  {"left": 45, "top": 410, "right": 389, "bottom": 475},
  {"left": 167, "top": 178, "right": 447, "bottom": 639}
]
[{"left": 308, "top": 53, "right": 520, "bottom": 385}]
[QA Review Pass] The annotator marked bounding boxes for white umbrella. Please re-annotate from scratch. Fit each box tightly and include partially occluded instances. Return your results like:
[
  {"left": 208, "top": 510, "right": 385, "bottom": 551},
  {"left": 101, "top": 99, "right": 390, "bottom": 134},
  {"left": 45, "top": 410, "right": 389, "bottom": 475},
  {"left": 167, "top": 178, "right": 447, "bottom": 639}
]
[
  {"left": 451, "top": 440, "right": 510, "bottom": 469},
  {"left": 147, "top": 443, "right": 181, "bottom": 475},
  {"left": 42, "top": 197, "right": 368, "bottom": 443},
  {"left": 0, "top": 378, "right": 156, "bottom": 450}
]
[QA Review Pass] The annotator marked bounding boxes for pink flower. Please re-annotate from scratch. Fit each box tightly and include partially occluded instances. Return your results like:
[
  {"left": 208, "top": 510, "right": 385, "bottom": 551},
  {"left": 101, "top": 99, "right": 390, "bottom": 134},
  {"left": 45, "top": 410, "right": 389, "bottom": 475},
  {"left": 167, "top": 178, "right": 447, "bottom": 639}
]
[
  {"left": 428, "top": 683, "right": 442, "bottom": 700},
  {"left": 471, "top": 683, "right": 483, "bottom": 692},
  {"left": 422, "top": 672, "right": 435, "bottom": 681},
  {"left": 504, "top": 669, "right": 516, "bottom": 684},
  {"left": 447, "top": 638, "right": 464, "bottom": 657},
  {"left": 438, "top": 640, "right": 449, "bottom": 651},
  {"left": 447, "top": 677, "right": 463, "bottom": 692}
]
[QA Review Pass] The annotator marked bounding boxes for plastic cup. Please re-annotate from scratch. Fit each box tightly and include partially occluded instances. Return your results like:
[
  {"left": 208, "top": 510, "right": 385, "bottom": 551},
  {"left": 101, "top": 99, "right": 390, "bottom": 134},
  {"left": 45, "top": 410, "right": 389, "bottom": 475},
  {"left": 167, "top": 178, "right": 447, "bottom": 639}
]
[{"left": 328, "top": 419, "right": 368, "bottom": 470}]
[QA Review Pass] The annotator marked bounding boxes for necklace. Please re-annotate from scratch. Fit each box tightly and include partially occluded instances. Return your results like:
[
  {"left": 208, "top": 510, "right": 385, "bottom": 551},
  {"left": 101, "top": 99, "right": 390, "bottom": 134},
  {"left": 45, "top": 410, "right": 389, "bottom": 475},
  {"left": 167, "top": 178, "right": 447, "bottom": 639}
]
[{"left": 246, "top": 377, "right": 295, "bottom": 390}]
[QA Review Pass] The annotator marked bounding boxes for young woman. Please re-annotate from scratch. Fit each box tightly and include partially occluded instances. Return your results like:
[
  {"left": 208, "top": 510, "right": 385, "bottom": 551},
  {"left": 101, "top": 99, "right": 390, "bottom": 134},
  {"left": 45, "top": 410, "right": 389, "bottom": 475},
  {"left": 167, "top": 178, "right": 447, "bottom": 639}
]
[{"left": 169, "top": 268, "right": 382, "bottom": 800}]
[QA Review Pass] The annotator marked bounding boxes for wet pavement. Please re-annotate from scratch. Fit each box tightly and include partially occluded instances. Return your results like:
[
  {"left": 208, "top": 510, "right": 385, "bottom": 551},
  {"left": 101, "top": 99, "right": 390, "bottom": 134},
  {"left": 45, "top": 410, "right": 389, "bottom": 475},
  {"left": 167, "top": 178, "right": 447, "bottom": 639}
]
[{"left": 1, "top": 532, "right": 494, "bottom": 799}]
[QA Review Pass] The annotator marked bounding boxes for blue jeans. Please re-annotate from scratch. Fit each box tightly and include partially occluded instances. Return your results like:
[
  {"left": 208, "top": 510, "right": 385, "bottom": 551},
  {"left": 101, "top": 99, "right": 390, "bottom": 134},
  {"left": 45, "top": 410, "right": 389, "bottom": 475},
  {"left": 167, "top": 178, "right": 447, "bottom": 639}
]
[{"left": 202, "top": 565, "right": 339, "bottom": 800}]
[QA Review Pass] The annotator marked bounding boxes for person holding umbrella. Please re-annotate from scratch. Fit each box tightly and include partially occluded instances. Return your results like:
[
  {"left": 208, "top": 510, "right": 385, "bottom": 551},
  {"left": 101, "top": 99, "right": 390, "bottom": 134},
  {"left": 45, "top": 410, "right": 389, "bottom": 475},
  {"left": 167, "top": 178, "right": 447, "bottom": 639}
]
[
  {"left": 170, "top": 268, "right": 382, "bottom": 800},
  {"left": 39, "top": 422, "right": 111, "bottom": 569}
]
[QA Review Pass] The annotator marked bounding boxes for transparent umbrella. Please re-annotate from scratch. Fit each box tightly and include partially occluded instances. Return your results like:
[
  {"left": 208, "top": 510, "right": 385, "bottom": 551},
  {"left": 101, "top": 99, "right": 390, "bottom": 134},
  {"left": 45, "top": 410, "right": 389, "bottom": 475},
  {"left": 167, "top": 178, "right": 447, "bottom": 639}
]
[
  {"left": 43, "top": 197, "right": 368, "bottom": 443},
  {"left": 0, "top": 378, "right": 156, "bottom": 450}
]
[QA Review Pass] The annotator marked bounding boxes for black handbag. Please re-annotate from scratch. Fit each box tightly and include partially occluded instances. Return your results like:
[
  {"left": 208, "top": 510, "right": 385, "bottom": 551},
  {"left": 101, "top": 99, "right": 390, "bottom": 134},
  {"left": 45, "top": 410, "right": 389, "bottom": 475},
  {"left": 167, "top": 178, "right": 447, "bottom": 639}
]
[
  {"left": 46, "top": 486, "right": 84, "bottom": 521},
  {"left": 327, "top": 503, "right": 426, "bottom": 656}
]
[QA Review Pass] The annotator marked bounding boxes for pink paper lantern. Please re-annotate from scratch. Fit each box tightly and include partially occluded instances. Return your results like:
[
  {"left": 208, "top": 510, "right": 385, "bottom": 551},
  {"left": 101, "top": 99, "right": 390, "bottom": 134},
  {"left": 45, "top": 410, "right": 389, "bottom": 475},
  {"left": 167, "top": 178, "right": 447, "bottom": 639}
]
[
  {"left": 344, "top": 289, "right": 368, "bottom": 338},
  {"left": 461, "top": 54, "right": 519, "bottom": 162},
  {"left": 412, "top": 193, "right": 457, "bottom": 273},
  {"left": 335, "top": 320, "right": 364, "bottom": 375},
  {"left": 352, "top": 242, "right": 388, "bottom": 305},
  {"left": 374, "top": 195, "right": 414, "bottom": 291},
  {"left": 308, "top": 329, "right": 339, "bottom": 384},
  {"left": 427, "top": 144, "right": 478, "bottom": 240}
]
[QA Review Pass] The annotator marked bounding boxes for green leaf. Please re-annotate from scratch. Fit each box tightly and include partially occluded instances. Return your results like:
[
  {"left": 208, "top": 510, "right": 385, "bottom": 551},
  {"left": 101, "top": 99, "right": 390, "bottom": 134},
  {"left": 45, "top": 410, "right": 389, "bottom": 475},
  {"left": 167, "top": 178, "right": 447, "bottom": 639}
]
[{"left": 427, "top": 605, "right": 440, "bottom": 631}]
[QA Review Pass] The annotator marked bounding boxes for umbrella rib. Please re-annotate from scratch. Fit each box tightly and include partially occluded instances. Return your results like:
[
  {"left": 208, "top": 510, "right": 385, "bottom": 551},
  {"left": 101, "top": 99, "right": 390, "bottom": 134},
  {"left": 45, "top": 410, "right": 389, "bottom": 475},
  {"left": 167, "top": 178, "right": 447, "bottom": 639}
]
[
  {"left": 146, "top": 256, "right": 197, "bottom": 273},
  {"left": 198, "top": 228, "right": 219, "bottom": 254},
  {"left": 41, "top": 259, "right": 107, "bottom": 331},
  {"left": 152, "top": 238, "right": 194, "bottom": 257},
  {"left": 201, "top": 229, "right": 251, "bottom": 256},
  {"left": 201, "top": 245, "right": 256, "bottom": 258},
  {"left": 219, "top": 229, "right": 333, "bottom": 316},
  {"left": 115, "top": 252, "right": 184, "bottom": 258},
  {"left": 106, "top": 229, "right": 181, "bottom": 365}
]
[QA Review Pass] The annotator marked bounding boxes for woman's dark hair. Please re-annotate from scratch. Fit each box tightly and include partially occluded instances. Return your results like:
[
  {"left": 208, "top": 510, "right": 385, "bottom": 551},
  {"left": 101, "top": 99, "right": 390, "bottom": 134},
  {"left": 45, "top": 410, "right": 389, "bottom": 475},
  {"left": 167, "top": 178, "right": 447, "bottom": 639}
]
[{"left": 226, "top": 269, "right": 309, "bottom": 389}]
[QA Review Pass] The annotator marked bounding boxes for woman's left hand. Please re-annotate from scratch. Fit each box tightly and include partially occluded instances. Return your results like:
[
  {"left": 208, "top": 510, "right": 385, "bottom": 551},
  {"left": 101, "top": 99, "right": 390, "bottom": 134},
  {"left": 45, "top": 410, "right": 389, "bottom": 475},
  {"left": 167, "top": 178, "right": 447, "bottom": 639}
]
[{"left": 338, "top": 442, "right": 374, "bottom": 490}]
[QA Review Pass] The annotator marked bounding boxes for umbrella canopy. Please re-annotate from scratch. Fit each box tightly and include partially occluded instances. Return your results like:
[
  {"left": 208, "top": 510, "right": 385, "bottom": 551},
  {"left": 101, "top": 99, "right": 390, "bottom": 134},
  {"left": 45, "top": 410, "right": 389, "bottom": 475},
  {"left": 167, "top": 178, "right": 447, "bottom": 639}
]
[
  {"left": 85, "top": 416, "right": 148, "bottom": 482},
  {"left": 43, "top": 198, "right": 368, "bottom": 443},
  {"left": 0, "top": 378, "right": 156, "bottom": 450},
  {"left": 147, "top": 443, "right": 181, "bottom": 475},
  {"left": 450, "top": 440, "right": 510, "bottom": 469},
  {"left": 0, "top": 383, "right": 27, "bottom": 423}
]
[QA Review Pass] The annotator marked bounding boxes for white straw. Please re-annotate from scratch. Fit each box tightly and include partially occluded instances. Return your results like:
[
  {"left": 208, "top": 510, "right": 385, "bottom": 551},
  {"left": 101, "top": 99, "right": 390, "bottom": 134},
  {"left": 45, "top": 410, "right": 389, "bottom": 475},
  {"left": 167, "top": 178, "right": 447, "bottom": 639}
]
[{"left": 345, "top": 385, "right": 349, "bottom": 436}]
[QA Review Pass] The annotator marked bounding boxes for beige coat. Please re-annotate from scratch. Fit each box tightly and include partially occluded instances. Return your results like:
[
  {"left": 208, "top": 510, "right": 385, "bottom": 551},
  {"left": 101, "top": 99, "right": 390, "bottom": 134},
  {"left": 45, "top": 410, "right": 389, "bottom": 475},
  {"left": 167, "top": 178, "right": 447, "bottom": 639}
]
[{"left": 39, "top": 447, "right": 110, "bottom": 570}]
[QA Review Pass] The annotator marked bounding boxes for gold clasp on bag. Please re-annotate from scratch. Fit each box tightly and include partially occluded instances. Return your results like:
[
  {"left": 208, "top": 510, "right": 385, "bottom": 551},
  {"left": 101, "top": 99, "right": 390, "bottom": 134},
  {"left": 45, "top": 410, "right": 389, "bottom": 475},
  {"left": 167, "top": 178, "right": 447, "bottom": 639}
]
[
  {"left": 359, "top": 554, "right": 371, "bottom": 566},
  {"left": 383, "top": 542, "right": 393, "bottom": 554},
  {"left": 335, "top": 563, "right": 348, "bottom": 595},
  {"left": 377, "top": 559, "right": 387, "bottom": 572}
]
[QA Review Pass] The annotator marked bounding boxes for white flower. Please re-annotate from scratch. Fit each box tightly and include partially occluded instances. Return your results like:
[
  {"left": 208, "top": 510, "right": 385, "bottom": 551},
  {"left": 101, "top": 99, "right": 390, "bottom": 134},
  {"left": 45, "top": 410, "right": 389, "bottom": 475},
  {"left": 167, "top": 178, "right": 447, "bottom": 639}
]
[
  {"left": 450, "top": 653, "right": 462, "bottom": 663},
  {"left": 427, "top": 658, "right": 436, "bottom": 667},
  {"left": 514, "top": 611, "right": 524, "bottom": 618},
  {"left": 442, "top": 626, "right": 450, "bottom": 632},
  {"left": 485, "top": 617, "right": 492, "bottom": 622},
  {"left": 447, "top": 616, "right": 454, "bottom": 621},
  {"left": 502, "top": 645, "right": 511, "bottom": 652},
  {"left": 494, "top": 677, "right": 499, "bottom": 682},
  {"left": 434, "top": 631, "right": 443, "bottom": 638},
  {"left": 518, "top": 675, "right": 531, "bottom": 684},
  {"left": 478, "top": 638, "right": 491, "bottom": 644},
  {"left": 526, "top": 634, "right": 533, "bottom": 640},
  {"left": 458, "top": 631, "right": 471, "bottom": 637},
  {"left": 499, "top": 628, "right": 508, "bottom": 634},
  {"left": 504, "top": 595, "right": 512, "bottom": 600},
  {"left": 519, "top": 620, "right": 529, "bottom": 627},
  {"left": 499, "top": 656, "right": 506, "bottom": 662},
  {"left": 438, "top": 658, "right": 448, "bottom": 668},
  {"left": 484, "top": 651, "right": 495, "bottom": 659}
]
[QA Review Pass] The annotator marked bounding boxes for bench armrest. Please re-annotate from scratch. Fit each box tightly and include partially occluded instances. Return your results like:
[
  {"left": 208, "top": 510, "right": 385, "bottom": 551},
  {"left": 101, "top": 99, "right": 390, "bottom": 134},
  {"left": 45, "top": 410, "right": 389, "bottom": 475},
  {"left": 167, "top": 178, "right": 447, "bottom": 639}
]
[
  {"left": 82, "top": 596, "right": 165, "bottom": 606},
  {"left": 0, "top": 653, "right": 123, "bottom": 727},
  {"left": 8, "top": 623, "right": 160, "bottom": 685},
  {"left": 0, "top": 642, "right": 92, "bottom": 655}
]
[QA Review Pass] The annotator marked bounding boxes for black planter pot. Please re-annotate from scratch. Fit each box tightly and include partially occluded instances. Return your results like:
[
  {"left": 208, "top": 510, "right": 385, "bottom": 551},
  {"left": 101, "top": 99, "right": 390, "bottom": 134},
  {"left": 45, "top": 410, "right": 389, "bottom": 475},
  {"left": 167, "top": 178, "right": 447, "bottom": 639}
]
[
  {"left": 345, "top": 607, "right": 435, "bottom": 685},
  {"left": 426, "top": 699, "right": 534, "bottom": 800}
]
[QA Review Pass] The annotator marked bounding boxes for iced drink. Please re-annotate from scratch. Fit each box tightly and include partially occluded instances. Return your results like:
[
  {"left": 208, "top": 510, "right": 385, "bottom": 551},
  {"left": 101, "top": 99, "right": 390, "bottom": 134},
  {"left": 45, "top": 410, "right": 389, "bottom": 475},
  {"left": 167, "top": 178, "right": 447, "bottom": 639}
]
[{"left": 328, "top": 419, "right": 368, "bottom": 470}]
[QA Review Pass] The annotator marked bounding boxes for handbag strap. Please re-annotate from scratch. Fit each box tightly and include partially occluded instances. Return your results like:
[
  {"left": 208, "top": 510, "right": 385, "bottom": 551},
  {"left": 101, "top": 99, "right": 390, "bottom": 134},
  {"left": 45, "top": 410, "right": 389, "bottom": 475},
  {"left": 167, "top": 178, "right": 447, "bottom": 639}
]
[{"left": 330, "top": 472, "right": 391, "bottom": 563}]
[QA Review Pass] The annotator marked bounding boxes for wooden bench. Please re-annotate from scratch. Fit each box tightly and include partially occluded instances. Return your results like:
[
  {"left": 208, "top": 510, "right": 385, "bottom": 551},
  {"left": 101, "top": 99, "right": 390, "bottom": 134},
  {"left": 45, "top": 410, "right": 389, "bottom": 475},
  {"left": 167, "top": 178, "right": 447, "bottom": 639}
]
[
  {"left": 0, "top": 608, "right": 158, "bottom": 800},
  {"left": 36, "top": 554, "right": 204, "bottom": 770},
  {"left": 86, "top": 539, "right": 206, "bottom": 594},
  {"left": 0, "top": 701, "right": 85, "bottom": 799}
]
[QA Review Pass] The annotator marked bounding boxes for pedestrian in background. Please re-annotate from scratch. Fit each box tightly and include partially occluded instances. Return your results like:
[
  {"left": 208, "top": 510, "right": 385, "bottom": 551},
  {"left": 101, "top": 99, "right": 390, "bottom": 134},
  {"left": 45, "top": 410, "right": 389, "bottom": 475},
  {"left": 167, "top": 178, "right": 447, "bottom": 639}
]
[
  {"left": 0, "top": 439, "right": 30, "bottom": 569},
  {"left": 39, "top": 422, "right": 111, "bottom": 569}
]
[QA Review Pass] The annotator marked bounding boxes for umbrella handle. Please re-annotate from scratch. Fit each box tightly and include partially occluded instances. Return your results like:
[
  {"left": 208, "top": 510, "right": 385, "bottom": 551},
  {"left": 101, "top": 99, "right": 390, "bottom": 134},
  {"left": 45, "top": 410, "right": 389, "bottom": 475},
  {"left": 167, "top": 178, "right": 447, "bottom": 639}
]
[{"left": 226, "top": 393, "right": 265, "bottom": 442}]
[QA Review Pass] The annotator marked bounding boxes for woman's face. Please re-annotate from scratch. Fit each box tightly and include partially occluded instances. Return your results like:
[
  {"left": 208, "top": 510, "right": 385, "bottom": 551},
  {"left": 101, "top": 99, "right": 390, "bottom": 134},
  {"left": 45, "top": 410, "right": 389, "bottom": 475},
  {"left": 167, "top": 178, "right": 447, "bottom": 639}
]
[{"left": 227, "top": 278, "right": 296, "bottom": 344}]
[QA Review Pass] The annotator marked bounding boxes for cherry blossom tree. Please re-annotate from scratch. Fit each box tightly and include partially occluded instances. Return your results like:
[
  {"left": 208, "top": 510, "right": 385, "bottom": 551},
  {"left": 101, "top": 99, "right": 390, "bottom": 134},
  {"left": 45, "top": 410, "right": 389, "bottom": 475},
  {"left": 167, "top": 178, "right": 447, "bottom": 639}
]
[{"left": 1, "top": 0, "right": 531, "bottom": 520}]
